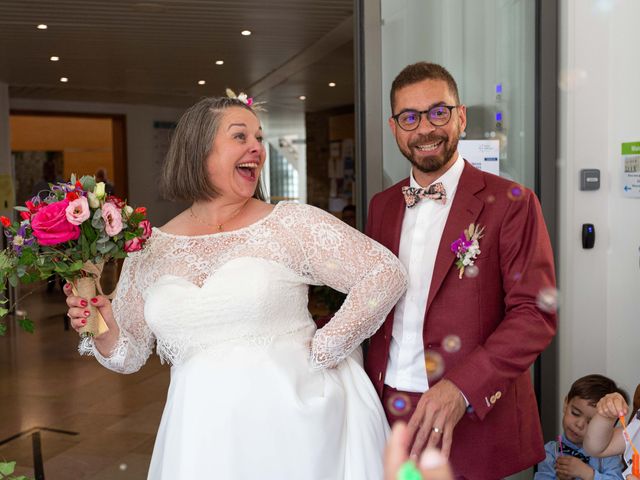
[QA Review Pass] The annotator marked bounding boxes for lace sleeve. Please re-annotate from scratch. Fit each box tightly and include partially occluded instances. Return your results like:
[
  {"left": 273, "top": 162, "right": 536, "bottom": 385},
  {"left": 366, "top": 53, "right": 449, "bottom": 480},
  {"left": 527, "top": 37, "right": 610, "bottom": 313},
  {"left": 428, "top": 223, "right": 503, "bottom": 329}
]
[
  {"left": 78, "top": 252, "right": 155, "bottom": 374},
  {"left": 290, "top": 204, "right": 407, "bottom": 369}
]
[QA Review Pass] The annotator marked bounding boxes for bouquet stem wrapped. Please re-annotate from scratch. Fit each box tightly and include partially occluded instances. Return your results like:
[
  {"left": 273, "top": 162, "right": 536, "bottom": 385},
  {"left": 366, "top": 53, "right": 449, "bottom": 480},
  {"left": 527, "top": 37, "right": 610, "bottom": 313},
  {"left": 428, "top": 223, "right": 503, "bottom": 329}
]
[{"left": 72, "top": 262, "right": 114, "bottom": 337}]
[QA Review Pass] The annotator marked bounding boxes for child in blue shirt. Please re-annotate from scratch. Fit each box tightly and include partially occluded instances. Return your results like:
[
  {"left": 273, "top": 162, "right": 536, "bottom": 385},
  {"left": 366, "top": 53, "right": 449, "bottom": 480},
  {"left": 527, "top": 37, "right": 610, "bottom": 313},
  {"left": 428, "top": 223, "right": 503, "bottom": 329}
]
[{"left": 536, "top": 374, "right": 627, "bottom": 480}]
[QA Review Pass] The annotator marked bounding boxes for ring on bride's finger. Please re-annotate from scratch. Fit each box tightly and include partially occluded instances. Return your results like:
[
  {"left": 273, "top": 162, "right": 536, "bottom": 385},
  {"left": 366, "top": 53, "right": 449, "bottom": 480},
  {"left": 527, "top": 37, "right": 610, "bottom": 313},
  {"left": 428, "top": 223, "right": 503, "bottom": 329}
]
[{"left": 432, "top": 427, "right": 442, "bottom": 433}]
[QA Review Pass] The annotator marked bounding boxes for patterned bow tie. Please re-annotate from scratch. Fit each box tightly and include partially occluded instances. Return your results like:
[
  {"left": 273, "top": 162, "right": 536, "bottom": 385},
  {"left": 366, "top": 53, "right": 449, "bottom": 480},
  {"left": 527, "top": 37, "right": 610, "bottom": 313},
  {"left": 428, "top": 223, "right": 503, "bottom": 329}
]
[{"left": 402, "top": 183, "right": 447, "bottom": 208}]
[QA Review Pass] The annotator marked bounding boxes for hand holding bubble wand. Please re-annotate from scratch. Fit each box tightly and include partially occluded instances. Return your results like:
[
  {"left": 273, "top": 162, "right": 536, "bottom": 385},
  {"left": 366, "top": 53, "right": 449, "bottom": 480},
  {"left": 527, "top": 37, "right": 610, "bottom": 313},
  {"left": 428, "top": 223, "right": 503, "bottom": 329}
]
[
  {"left": 556, "top": 435, "right": 564, "bottom": 457},
  {"left": 619, "top": 415, "right": 639, "bottom": 476}
]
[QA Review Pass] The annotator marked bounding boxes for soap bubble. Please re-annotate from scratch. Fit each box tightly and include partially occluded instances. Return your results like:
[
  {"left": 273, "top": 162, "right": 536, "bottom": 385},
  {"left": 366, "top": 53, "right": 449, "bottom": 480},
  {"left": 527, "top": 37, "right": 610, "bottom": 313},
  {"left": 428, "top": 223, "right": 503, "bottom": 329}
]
[
  {"left": 442, "top": 335, "right": 461, "bottom": 353},
  {"left": 425, "top": 350, "right": 445, "bottom": 380},
  {"left": 507, "top": 184, "right": 525, "bottom": 201},
  {"left": 464, "top": 265, "right": 479, "bottom": 278},
  {"left": 536, "top": 287, "right": 559, "bottom": 313},
  {"left": 387, "top": 393, "right": 412, "bottom": 417},
  {"left": 558, "top": 68, "right": 588, "bottom": 91}
]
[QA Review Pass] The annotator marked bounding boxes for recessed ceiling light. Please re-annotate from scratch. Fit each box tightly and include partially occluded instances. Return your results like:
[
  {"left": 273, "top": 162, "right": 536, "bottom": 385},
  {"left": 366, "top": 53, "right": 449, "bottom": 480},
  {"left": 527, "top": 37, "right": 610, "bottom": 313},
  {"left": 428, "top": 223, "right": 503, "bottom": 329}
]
[
  {"left": 299, "top": 95, "right": 306, "bottom": 100},
  {"left": 37, "top": 24, "right": 48, "bottom": 30},
  {"left": 215, "top": 60, "right": 224, "bottom": 65},
  {"left": 198, "top": 80, "right": 206, "bottom": 85},
  {"left": 60, "top": 77, "right": 68, "bottom": 83},
  {"left": 328, "top": 82, "right": 336, "bottom": 87},
  {"left": 50, "top": 56, "right": 59, "bottom": 61},
  {"left": 241, "top": 30, "right": 252, "bottom": 36}
]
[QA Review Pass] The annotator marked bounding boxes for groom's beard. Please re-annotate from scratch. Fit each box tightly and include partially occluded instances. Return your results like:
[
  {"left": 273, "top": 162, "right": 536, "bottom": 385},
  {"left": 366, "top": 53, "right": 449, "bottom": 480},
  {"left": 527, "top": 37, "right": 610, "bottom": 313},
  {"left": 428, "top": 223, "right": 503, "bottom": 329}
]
[{"left": 398, "top": 131, "right": 460, "bottom": 174}]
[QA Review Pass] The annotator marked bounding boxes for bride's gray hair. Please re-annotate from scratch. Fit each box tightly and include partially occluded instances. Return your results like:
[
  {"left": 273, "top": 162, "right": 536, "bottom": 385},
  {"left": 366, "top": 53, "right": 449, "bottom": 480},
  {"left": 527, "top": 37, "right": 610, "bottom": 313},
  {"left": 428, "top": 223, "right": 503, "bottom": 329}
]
[{"left": 160, "top": 97, "right": 266, "bottom": 202}]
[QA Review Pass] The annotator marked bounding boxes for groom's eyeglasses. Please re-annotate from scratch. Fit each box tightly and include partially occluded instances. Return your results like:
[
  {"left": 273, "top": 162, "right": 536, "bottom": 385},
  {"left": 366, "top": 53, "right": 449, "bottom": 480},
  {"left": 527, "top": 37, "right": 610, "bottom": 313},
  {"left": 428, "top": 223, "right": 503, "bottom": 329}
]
[{"left": 391, "top": 105, "right": 459, "bottom": 131}]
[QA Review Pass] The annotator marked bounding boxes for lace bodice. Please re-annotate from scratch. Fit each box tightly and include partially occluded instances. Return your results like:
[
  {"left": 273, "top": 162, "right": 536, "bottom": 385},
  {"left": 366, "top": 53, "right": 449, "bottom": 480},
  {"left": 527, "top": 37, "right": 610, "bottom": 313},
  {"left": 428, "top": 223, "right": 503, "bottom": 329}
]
[{"left": 81, "top": 202, "right": 407, "bottom": 372}]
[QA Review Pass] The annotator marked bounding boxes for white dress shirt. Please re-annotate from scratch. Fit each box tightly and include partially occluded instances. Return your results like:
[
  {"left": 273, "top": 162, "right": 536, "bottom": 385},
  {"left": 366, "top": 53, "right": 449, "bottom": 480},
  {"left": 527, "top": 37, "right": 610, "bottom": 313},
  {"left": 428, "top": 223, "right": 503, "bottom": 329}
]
[{"left": 385, "top": 154, "right": 464, "bottom": 392}]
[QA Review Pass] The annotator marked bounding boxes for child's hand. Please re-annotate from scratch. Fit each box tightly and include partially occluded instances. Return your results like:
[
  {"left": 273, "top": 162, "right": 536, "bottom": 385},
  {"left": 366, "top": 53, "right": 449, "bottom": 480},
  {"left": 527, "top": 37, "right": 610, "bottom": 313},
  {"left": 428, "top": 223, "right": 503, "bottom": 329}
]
[
  {"left": 596, "top": 392, "right": 629, "bottom": 419},
  {"left": 556, "top": 456, "right": 594, "bottom": 480}
]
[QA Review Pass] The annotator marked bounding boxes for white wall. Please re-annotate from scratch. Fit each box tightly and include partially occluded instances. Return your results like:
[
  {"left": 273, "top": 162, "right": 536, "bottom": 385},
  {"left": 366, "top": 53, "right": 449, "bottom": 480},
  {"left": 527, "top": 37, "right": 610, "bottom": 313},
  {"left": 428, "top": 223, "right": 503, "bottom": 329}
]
[
  {"left": 558, "top": 0, "right": 640, "bottom": 413},
  {"left": 7, "top": 98, "right": 185, "bottom": 227}
]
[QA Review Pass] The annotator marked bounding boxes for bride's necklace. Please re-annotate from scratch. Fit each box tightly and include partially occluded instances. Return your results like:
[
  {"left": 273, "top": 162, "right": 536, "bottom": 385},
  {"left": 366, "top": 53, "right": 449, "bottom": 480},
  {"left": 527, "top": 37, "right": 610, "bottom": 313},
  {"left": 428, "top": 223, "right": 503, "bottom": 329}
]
[{"left": 189, "top": 200, "right": 250, "bottom": 232}]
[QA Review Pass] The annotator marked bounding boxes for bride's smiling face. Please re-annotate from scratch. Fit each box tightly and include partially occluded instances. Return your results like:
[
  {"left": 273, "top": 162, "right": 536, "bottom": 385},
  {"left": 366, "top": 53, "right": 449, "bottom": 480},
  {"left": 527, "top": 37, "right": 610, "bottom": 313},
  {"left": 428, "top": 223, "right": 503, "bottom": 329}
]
[{"left": 206, "top": 107, "right": 265, "bottom": 200}]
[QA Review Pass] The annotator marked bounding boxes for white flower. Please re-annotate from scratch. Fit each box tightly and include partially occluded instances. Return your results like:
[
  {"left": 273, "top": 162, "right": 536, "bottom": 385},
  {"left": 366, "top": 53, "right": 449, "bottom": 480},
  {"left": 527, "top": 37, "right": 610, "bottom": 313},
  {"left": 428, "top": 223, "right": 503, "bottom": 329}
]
[
  {"left": 87, "top": 191, "right": 100, "bottom": 208},
  {"left": 123, "top": 205, "right": 134, "bottom": 218},
  {"left": 94, "top": 182, "right": 106, "bottom": 199}
]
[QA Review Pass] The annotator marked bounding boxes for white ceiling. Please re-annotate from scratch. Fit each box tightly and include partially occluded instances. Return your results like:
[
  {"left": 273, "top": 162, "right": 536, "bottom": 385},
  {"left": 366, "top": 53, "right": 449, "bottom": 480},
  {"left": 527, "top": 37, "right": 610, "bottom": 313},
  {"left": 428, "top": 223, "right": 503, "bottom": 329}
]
[{"left": 0, "top": 0, "right": 355, "bottom": 111}]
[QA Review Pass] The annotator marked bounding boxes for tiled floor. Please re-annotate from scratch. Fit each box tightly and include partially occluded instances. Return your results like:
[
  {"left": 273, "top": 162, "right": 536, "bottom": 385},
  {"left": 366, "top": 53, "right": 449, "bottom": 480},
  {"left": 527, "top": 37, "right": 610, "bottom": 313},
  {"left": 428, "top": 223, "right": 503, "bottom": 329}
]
[{"left": 0, "top": 281, "right": 169, "bottom": 479}]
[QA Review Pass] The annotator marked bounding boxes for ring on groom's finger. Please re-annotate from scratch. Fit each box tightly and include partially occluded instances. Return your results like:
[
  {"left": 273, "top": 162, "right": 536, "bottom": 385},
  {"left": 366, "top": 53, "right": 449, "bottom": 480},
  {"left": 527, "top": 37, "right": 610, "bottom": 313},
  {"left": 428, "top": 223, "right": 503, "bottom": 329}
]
[{"left": 432, "top": 427, "right": 442, "bottom": 433}]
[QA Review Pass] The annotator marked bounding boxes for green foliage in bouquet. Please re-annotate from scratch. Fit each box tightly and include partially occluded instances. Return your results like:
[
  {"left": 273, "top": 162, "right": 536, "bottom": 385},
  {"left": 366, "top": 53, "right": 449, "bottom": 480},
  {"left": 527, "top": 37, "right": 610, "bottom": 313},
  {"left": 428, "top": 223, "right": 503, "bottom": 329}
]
[{"left": 0, "top": 174, "right": 151, "bottom": 335}]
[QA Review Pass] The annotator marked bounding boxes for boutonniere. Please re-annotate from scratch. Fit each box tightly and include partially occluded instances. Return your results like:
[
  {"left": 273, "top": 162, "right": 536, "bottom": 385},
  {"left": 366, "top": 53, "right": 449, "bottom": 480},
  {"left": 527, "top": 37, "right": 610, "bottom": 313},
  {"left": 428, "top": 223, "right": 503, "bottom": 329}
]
[{"left": 450, "top": 223, "right": 485, "bottom": 279}]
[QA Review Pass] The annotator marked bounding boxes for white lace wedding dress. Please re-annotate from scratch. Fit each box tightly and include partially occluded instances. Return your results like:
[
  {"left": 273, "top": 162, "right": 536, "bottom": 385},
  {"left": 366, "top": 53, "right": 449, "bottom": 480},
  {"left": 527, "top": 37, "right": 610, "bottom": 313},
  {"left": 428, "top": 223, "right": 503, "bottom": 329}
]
[{"left": 81, "top": 202, "right": 407, "bottom": 479}]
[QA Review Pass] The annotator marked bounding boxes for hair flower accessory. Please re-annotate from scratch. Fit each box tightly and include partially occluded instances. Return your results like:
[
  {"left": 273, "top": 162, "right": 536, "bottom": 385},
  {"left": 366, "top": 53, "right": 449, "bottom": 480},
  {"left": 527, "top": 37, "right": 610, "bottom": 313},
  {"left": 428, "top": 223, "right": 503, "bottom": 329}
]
[
  {"left": 451, "top": 223, "right": 485, "bottom": 279},
  {"left": 225, "top": 88, "right": 266, "bottom": 111}
]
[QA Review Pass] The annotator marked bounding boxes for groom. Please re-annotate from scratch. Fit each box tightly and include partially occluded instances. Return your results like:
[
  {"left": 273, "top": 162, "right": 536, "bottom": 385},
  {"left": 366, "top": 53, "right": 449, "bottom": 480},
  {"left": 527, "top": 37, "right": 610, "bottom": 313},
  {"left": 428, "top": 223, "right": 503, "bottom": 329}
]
[{"left": 365, "top": 62, "right": 557, "bottom": 479}]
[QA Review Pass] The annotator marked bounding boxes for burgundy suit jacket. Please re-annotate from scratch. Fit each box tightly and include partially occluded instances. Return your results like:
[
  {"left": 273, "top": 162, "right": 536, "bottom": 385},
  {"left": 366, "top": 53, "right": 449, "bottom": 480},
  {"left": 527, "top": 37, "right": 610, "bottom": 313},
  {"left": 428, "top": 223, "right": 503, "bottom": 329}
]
[{"left": 365, "top": 161, "right": 557, "bottom": 479}]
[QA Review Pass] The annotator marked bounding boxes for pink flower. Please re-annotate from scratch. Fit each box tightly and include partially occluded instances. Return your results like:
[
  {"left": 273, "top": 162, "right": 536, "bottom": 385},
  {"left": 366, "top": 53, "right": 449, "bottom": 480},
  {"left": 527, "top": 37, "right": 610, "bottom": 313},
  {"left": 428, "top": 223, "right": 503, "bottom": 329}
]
[
  {"left": 65, "top": 197, "right": 90, "bottom": 225},
  {"left": 101, "top": 202, "right": 123, "bottom": 236},
  {"left": 124, "top": 237, "right": 143, "bottom": 252},
  {"left": 31, "top": 200, "right": 80, "bottom": 245},
  {"left": 139, "top": 219, "right": 152, "bottom": 240}
]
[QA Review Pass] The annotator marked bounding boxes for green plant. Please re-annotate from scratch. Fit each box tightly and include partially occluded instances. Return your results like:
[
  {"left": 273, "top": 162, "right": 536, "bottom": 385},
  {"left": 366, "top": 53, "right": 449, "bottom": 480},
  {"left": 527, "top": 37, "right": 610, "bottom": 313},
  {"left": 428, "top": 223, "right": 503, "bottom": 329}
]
[{"left": 0, "top": 461, "right": 32, "bottom": 480}]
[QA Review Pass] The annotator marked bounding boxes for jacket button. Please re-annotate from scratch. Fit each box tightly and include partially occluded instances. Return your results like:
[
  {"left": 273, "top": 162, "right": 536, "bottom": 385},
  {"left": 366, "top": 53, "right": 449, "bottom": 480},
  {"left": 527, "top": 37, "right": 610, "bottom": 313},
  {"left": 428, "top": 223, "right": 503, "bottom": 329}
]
[
  {"left": 495, "top": 391, "right": 502, "bottom": 400},
  {"left": 490, "top": 394, "right": 497, "bottom": 404}
]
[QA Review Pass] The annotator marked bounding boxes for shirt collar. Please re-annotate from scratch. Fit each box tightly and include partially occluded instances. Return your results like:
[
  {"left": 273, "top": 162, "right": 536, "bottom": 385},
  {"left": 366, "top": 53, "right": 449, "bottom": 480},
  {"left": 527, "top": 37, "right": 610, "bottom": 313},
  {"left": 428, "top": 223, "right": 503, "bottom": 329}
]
[
  {"left": 409, "top": 153, "right": 464, "bottom": 197},
  {"left": 560, "top": 434, "right": 583, "bottom": 451}
]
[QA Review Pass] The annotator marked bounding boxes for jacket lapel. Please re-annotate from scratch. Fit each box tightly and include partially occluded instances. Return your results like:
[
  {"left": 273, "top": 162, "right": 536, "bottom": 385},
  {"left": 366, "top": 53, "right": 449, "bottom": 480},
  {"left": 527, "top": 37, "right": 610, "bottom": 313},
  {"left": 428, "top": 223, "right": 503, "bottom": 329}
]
[
  {"left": 425, "top": 162, "right": 485, "bottom": 316},
  {"left": 380, "top": 179, "right": 409, "bottom": 257}
]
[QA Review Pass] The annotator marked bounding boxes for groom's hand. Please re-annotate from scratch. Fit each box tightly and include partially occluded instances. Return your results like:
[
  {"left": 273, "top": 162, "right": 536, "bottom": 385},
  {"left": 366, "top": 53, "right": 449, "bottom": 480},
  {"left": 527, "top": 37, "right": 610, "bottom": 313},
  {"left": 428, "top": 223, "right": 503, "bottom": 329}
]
[{"left": 406, "top": 379, "right": 466, "bottom": 459}]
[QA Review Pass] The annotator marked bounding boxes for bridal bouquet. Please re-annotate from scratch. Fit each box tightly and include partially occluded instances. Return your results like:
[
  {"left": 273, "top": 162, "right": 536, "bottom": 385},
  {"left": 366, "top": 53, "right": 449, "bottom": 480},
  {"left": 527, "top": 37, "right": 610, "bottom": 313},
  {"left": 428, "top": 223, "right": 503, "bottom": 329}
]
[{"left": 0, "top": 174, "right": 151, "bottom": 336}]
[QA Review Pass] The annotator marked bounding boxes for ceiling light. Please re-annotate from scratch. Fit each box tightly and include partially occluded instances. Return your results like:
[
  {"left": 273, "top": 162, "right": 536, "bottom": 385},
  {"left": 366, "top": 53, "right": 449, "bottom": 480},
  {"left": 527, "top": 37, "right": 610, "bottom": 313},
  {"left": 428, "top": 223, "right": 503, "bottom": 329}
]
[
  {"left": 50, "top": 56, "right": 59, "bottom": 61},
  {"left": 215, "top": 60, "right": 224, "bottom": 65},
  {"left": 37, "top": 24, "right": 48, "bottom": 30},
  {"left": 241, "top": 30, "right": 252, "bottom": 36},
  {"left": 328, "top": 82, "right": 336, "bottom": 87},
  {"left": 198, "top": 80, "right": 206, "bottom": 85},
  {"left": 60, "top": 77, "right": 68, "bottom": 83},
  {"left": 299, "top": 95, "right": 306, "bottom": 100}
]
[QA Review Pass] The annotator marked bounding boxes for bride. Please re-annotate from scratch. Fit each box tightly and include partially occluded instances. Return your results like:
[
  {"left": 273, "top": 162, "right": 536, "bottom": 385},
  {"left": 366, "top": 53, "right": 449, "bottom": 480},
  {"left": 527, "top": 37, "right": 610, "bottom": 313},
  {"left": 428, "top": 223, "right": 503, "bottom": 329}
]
[{"left": 65, "top": 96, "right": 407, "bottom": 479}]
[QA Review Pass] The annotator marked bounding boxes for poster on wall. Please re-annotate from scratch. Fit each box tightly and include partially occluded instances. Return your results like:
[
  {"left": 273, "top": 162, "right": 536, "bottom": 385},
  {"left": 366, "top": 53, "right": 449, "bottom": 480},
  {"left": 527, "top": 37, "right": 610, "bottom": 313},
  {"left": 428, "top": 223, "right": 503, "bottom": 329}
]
[
  {"left": 458, "top": 140, "right": 500, "bottom": 176},
  {"left": 621, "top": 141, "right": 640, "bottom": 198}
]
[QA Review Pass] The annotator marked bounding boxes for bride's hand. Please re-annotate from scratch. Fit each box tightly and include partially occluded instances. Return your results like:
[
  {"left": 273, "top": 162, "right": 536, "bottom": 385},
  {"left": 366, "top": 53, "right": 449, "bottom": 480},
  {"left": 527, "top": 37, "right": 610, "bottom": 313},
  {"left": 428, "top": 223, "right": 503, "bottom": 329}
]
[{"left": 64, "top": 283, "right": 120, "bottom": 353}]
